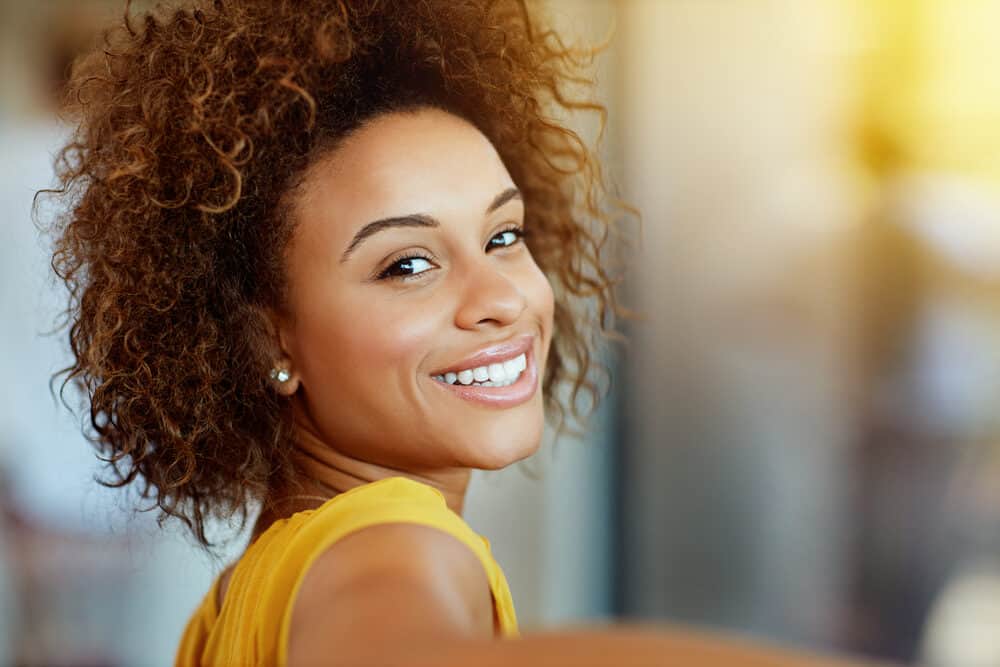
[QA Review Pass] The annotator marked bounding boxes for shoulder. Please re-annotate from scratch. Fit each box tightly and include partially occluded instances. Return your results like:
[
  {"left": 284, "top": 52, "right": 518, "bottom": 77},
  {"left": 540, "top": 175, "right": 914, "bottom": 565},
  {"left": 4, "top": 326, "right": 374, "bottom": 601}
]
[
  {"left": 279, "top": 479, "right": 496, "bottom": 664},
  {"left": 302, "top": 520, "right": 494, "bottom": 622},
  {"left": 284, "top": 520, "right": 495, "bottom": 665}
]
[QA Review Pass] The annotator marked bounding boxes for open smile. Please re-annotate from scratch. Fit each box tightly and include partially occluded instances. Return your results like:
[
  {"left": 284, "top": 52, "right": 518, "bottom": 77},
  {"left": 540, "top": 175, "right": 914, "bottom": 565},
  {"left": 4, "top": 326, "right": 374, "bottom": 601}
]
[{"left": 429, "top": 339, "right": 538, "bottom": 408}]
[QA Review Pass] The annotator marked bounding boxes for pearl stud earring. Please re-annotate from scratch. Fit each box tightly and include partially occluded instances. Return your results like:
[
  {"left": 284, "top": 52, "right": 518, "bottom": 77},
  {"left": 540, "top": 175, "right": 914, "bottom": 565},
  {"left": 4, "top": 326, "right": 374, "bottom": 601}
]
[{"left": 270, "top": 368, "right": 290, "bottom": 383}]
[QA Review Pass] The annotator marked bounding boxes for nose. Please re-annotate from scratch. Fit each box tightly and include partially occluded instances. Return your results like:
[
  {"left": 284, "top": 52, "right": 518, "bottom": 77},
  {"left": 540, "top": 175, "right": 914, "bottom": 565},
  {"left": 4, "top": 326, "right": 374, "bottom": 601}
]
[{"left": 454, "top": 261, "right": 527, "bottom": 330}]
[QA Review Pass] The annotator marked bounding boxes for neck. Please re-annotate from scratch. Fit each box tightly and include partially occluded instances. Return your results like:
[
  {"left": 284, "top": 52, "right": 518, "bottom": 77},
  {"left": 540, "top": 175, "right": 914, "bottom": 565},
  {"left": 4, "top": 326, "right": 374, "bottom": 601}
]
[{"left": 251, "top": 410, "right": 472, "bottom": 541}]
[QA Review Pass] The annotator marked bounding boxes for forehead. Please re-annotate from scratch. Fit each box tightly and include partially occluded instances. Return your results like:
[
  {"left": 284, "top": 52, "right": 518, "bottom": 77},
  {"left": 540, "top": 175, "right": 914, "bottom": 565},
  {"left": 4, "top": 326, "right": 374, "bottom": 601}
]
[{"left": 295, "top": 108, "right": 515, "bottom": 232}]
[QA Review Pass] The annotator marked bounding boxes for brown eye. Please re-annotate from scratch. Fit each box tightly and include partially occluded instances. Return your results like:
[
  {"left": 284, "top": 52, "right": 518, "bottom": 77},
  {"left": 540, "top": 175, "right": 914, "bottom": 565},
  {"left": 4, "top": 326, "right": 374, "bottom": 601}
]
[
  {"left": 377, "top": 255, "right": 435, "bottom": 280},
  {"left": 486, "top": 227, "right": 526, "bottom": 251}
]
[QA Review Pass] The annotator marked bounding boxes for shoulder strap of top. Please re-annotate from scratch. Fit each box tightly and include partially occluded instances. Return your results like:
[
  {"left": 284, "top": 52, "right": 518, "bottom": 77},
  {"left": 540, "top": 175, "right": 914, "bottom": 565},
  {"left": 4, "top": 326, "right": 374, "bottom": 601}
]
[
  {"left": 174, "top": 577, "right": 220, "bottom": 667},
  {"left": 271, "top": 477, "right": 518, "bottom": 666}
]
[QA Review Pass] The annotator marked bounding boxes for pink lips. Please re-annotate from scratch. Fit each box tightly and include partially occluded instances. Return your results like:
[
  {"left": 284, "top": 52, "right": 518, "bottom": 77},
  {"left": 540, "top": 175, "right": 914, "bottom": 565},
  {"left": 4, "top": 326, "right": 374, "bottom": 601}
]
[{"left": 431, "top": 337, "right": 539, "bottom": 408}]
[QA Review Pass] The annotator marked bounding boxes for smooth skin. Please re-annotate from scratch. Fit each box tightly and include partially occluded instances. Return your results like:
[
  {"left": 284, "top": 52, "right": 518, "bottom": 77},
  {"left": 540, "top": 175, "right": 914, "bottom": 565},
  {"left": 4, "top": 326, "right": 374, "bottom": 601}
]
[{"left": 217, "top": 107, "right": 887, "bottom": 666}]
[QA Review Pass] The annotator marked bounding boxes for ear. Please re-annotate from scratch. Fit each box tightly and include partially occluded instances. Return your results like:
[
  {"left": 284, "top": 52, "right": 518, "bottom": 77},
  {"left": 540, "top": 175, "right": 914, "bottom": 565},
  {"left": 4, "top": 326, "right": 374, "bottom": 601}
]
[{"left": 259, "top": 305, "right": 302, "bottom": 396}]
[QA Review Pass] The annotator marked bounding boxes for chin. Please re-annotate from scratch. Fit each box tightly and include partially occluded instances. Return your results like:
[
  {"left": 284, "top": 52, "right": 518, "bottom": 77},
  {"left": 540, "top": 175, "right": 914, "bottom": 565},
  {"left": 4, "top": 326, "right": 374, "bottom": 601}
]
[
  {"left": 475, "top": 443, "right": 539, "bottom": 471},
  {"left": 464, "top": 414, "right": 544, "bottom": 470}
]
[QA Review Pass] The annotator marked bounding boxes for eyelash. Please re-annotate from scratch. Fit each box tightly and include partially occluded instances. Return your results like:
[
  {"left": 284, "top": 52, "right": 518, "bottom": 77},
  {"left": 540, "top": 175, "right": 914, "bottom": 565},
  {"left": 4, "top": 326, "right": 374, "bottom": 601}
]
[{"left": 375, "top": 224, "right": 528, "bottom": 282}]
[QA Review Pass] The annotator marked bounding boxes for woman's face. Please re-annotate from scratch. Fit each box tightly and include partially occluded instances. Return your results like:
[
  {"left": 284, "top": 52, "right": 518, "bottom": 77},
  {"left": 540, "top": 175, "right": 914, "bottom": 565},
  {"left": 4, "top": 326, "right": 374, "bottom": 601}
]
[{"left": 277, "top": 107, "right": 554, "bottom": 472}]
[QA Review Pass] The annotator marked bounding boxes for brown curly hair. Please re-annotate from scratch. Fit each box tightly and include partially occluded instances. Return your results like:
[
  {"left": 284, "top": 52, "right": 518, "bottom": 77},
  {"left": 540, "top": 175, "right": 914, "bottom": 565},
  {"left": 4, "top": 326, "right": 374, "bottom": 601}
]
[{"left": 46, "top": 0, "right": 635, "bottom": 549}]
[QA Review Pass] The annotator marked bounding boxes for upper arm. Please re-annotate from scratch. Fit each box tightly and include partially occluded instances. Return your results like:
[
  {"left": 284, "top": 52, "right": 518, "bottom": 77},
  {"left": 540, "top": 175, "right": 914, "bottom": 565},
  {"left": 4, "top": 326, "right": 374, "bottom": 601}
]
[{"left": 284, "top": 522, "right": 495, "bottom": 667}]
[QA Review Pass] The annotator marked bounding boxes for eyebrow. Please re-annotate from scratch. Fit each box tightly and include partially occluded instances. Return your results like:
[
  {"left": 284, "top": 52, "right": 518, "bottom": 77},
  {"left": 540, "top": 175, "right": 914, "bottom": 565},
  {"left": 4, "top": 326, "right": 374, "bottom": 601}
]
[{"left": 339, "top": 186, "right": 522, "bottom": 263}]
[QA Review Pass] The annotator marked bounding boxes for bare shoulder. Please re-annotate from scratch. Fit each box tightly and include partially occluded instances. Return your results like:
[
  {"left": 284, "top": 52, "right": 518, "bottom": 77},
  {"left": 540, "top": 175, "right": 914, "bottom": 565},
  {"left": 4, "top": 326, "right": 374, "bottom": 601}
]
[{"left": 285, "top": 522, "right": 494, "bottom": 666}]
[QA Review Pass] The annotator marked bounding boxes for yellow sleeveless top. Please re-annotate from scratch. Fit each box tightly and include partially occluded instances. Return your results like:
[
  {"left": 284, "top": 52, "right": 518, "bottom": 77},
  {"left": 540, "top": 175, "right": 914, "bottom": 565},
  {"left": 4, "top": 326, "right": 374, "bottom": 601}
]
[{"left": 174, "top": 476, "right": 519, "bottom": 666}]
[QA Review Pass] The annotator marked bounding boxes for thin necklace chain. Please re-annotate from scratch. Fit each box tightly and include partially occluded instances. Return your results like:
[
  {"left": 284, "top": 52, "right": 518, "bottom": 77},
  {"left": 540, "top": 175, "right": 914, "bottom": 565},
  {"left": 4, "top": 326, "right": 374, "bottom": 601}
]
[
  {"left": 280, "top": 494, "right": 330, "bottom": 504},
  {"left": 272, "top": 477, "right": 344, "bottom": 508},
  {"left": 268, "top": 473, "right": 410, "bottom": 513}
]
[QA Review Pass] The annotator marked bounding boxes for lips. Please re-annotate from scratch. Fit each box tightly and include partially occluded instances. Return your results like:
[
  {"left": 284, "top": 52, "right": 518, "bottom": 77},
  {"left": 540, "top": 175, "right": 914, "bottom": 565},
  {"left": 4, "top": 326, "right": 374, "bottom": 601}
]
[
  {"left": 430, "top": 333, "right": 535, "bottom": 376},
  {"left": 431, "top": 340, "right": 540, "bottom": 408}
]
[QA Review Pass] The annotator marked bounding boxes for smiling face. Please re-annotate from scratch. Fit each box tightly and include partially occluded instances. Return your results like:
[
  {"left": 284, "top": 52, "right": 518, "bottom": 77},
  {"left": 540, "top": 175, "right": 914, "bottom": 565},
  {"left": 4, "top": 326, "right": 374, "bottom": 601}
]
[{"left": 274, "top": 107, "right": 555, "bottom": 473}]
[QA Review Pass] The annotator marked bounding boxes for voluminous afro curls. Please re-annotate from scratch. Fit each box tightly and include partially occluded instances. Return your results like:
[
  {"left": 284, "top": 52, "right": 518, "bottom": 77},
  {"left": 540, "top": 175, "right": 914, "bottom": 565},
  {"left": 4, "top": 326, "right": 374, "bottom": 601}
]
[{"left": 47, "top": 0, "right": 636, "bottom": 548}]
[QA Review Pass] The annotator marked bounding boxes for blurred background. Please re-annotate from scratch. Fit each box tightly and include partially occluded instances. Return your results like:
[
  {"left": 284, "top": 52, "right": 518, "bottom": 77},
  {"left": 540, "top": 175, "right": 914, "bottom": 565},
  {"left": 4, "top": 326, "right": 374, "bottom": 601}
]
[{"left": 3, "top": 0, "right": 1000, "bottom": 665}]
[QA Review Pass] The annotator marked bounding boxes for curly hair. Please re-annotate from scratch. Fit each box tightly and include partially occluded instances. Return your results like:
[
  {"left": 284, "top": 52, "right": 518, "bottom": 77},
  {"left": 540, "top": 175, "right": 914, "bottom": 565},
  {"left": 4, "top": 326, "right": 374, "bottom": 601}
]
[{"left": 45, "top": 0, "right": 635, "bottom": 548}]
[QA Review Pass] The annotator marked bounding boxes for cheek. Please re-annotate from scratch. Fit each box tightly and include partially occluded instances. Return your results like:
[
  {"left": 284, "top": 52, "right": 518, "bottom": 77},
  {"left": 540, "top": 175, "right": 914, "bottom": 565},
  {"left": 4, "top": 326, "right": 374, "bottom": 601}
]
[
  {"left": 293, "top": 291, "right": 442, "bottom": 388},
  {"left": 526, "top": 261, "right": 555, "bottom": 330},
  {"left": 523, "top": 261, "right": 556, "bottom": 373}
]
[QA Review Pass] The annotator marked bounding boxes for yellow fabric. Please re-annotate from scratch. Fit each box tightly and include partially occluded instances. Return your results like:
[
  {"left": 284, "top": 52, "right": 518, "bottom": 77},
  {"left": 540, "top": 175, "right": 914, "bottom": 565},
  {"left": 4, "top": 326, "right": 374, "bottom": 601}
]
[{"left": 174, "top": 476, "right": 519, "bottom": 667}]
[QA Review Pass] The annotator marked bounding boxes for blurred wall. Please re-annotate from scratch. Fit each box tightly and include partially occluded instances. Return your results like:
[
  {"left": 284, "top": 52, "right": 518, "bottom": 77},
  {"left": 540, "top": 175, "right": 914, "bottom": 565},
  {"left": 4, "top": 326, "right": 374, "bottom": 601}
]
[
  {"left": 613, "top": 0, "right": 862, "bottom": 649},
  {"left": 612, "top": 2, "right": 1000, "bottom": 664}
]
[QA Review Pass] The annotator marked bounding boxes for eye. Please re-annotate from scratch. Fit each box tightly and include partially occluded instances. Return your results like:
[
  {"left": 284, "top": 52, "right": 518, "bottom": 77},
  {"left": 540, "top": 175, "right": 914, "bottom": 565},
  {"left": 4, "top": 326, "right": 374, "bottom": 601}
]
[
  {"left": 487, "top": 225, "right": 527, "bottom": 251},
  {"left": 376, "top": 253, "right": 435, "bottom": 281}
]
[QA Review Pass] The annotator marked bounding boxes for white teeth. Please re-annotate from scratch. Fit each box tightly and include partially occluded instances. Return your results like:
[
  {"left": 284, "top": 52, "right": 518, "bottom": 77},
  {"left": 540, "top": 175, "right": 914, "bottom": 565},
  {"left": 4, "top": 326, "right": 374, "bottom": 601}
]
[
  {"left": 488, "top": 363, "right": 506, "bottom": 382},
  {"left": 433, "top": 352, "right": 528, "bottom": 387}
]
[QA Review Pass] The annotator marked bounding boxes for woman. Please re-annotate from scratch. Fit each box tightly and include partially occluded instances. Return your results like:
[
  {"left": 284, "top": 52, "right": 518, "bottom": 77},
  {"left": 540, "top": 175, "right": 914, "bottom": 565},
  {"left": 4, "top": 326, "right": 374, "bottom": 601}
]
[{"left": 48, "top": 0, "right": 881, "bottom": 665}]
